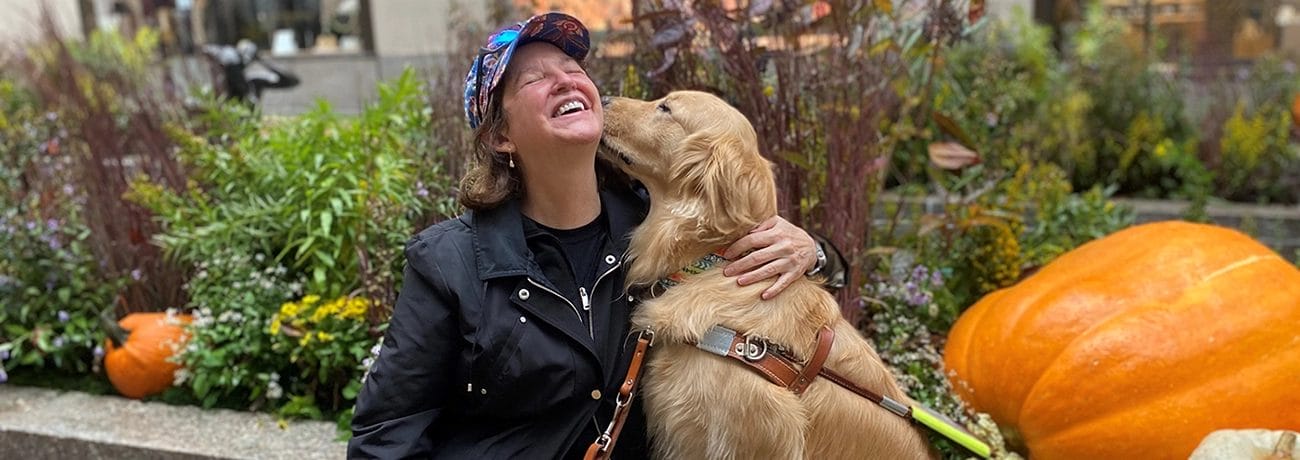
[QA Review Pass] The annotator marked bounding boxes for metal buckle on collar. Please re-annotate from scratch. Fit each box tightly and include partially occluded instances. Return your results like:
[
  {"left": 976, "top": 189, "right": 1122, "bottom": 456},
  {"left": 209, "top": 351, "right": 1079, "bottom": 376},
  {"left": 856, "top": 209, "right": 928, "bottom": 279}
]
[
  {"left": 637, "top": 328, "right": 656, "bottom": 347},
  {"left": 697, "top": 325, "right": 737, "bottom": 356},
  {"left": 739, "top": 335, "right": 767, "bottom": 361}
]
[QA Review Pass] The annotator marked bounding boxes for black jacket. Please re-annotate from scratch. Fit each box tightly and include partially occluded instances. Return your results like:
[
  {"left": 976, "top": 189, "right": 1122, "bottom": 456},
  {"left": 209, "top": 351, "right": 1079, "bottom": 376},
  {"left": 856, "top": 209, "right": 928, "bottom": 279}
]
[{"left": 348, "top": 183, "right": 651, "bottom": 459}]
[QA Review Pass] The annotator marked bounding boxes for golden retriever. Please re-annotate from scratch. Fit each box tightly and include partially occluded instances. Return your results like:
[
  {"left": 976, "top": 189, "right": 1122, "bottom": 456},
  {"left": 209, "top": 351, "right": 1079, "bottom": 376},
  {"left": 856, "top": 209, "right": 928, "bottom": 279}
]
[{"left": 600, "top": 91, "right": 935, "bottom": 459}]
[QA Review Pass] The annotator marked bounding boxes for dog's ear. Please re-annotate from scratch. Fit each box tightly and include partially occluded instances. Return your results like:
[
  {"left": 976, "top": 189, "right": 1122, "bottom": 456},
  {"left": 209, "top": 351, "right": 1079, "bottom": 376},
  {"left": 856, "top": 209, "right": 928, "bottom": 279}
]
[{"left": 672, "top": 127, "right": 776, "bottom": 238}]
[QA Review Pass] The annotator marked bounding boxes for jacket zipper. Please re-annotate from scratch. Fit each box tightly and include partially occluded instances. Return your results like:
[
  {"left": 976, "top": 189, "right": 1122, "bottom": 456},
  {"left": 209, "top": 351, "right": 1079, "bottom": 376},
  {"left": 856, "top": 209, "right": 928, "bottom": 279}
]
[
  {"left": 525, "top": 278, "right": 587, "bottom": 338},
  {"left": 524, "top": 257, "right": 623, "bottom": 341},
  {"left": 588, "top": 258, "right": 623, "bottom": 337}
]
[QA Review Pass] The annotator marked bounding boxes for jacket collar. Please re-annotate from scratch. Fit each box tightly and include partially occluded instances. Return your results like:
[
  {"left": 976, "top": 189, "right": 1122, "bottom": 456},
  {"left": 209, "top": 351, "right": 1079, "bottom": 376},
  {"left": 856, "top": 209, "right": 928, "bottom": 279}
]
[{"left": 469, "top": 184, "right": 646, "bottom": 281}]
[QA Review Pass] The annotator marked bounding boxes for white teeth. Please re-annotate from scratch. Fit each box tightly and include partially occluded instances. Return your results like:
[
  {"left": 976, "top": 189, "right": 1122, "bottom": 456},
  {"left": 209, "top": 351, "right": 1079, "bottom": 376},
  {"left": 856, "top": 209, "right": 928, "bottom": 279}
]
[{"left": 554, "top": 100, "right": 585, "bottom": 117}]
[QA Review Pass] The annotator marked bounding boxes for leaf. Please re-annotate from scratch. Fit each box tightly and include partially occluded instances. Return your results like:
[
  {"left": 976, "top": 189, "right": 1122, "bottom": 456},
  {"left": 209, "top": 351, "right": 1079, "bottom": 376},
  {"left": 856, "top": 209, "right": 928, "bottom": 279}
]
[
  {"left": 931, "top": 111, "right": 977, "bottom": 149},
  {"left": 928, "top": 142, "right": 981, "bottom": 170},
  {"left": 916, "top": 214, "right": 949, "bottom": 236},
  {"left": 868, "top": 38, "right": 895, "bottom": 57},
  {"left": 316, "top": 250, "right": 336, "bottom": 269},
  {"left": 321, "top": 211, "right": 333, "bottom": 235},
  {"left": 329, "top": 197, "right": 344, "bottom": 216}
]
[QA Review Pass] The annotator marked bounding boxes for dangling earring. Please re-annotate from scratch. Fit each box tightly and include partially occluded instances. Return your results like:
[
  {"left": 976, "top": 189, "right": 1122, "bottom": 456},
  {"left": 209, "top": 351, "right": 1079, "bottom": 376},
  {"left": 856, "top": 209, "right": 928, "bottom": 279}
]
[{"left": 508, "top": 156, "right": 515, "bottom": 169}]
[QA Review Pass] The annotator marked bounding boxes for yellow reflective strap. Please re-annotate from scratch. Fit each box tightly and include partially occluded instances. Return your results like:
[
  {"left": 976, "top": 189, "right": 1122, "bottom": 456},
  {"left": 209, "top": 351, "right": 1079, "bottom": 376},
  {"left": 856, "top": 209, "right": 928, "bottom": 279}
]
[{"left": 910, "top": 404, "right": 992, "bottom": 459}]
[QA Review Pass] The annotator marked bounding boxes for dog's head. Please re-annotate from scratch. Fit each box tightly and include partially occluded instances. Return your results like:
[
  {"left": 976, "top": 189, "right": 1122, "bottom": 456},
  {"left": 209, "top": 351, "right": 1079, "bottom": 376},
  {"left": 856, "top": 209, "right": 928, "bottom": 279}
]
[{"left": 600, "top": 91, "right": 776, "bottom": 238}]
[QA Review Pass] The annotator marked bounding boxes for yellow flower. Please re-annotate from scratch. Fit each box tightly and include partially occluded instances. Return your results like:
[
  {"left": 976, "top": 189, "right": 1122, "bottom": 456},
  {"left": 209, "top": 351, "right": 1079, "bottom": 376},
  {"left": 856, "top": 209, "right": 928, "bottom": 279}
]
[
  {"left": 279, "top": 301, "right": 301, "bottom": 318},
  {"left": 340, "top": 298, "right": 369, "bottom": 320},
  {"left": 268, "top": 315, "right": 282, "bottom": 336},
  {"left": 316, "top": 331, "right": 334, "bottom": 342},
  {"left": 302, "top": 294, "right": 321, "bottom": 305},
  {"left": 312, "top": 298, "right": 341, "bottom": 323}
]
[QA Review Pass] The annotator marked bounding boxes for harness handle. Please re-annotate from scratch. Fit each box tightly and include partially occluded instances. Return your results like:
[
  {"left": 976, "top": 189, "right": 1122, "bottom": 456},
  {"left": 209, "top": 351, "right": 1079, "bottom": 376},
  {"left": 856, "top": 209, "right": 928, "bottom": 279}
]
[{"left": 584, "top": 329, "right": 653, "bottom": 460}]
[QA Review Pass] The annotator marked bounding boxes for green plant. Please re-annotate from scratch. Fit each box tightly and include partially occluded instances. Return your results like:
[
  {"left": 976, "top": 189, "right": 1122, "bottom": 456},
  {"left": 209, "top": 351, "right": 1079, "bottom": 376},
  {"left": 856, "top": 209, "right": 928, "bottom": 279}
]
[
  {"left": 172, "top": 248, "right": 301, "bottom": 409},
  {"left": 269, "top": 293, "right": 377, "bottom": 424},
  {"left": 0, "top": 81, "right": 126, "bottom": 379},
  {"left": 0, "top": 209, "right": 125, "bottom": 375},
  {"left": 1056, "top": 4, "right": 1206, "bottom": 201},
  {"left": 928, "top": 8, "right": 1057, "bottom": 177},
  {"left": 130, "top": 68, "right": 453, "bottom": 313},
  {"left": 863, "top": 256, "right": 1014, "bottom": 459},
  {"left": 14, "top": 23, "right": 190, "bottom": 311},
  {"left": 1218, "top": 101, "right": 1294, "bottom": 203},
  {"left": 1021, "top": 185, "right": 1135, "bottom": 268}
]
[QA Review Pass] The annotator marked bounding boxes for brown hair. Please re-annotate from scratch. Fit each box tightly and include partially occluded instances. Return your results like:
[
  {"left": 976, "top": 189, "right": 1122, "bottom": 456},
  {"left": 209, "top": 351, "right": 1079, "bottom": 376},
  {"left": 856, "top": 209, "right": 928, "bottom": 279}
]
[{"left": 458, "top": 89, "right": 521, "bottom": 211}]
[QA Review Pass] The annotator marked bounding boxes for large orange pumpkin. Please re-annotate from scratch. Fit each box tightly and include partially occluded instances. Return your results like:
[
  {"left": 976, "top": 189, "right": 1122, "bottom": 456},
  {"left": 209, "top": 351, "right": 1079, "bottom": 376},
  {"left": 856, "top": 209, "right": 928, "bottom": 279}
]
[
  {"left": 943, "top": 221, "right": 1300, "bottom": 459},
  {"left": 101, "top": 312, "right": 192, "bottom": 399}
]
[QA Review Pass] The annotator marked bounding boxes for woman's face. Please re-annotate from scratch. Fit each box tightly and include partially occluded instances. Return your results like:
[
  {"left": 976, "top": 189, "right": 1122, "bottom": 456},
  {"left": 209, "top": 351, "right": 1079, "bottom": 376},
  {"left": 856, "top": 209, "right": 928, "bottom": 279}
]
[{"left": 497, "top": 42, "right": 603, "bottom": 156}]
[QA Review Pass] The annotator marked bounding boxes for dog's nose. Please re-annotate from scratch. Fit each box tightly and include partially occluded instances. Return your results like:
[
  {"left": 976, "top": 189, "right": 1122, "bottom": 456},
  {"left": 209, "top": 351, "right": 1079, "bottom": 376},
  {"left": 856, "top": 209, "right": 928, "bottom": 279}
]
[{"left": 600, "top": 96, "right": 612, "bottom": 107}]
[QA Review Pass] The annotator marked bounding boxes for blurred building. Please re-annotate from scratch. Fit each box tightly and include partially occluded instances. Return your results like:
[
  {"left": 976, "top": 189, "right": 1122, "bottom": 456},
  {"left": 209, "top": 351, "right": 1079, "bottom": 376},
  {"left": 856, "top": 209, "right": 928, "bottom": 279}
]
[
  {"left": 0, "top": 0, "right": 84, "bottom": 43},
  {"left": 1098, "top": 0, "right": 1300, "bottom": 63},
  {"left": 7, "top": 0, "right": 1298, "bottom": 114}
]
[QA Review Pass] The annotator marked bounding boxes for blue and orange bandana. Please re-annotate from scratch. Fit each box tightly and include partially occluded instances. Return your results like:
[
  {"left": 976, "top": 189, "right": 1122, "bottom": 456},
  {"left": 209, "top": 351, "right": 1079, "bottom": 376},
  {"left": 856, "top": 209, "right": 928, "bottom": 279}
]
[{"left": 463, "top": 12, "right": 591, "bottom": 129}]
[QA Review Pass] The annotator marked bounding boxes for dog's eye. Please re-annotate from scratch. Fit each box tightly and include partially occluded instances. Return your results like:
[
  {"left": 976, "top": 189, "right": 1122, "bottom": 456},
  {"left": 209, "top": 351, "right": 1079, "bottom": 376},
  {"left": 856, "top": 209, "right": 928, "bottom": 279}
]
[{"left": 657, "top": 103, "right": 671, "bottom": 114}]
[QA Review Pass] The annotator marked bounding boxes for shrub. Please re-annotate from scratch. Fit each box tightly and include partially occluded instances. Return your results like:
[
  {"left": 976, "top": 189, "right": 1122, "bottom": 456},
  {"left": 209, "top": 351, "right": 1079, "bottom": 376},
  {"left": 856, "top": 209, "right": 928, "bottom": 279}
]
[
  {"left": 0, "top": 80, "right": 124, "bottom": 379},
  {"left": 864, "top": 257, "right": 1016, "bottom": 459},
  {"left": 131, "top": 68, "right": 452, "bottom": 314},
  {"left": 929, "top": 8, "right": 1058, "bottom": 177},
  {"left": 128, "top": 70, "right": 450, "bottom": 426},
  {"left": 11, "top": 23, "right": 189, "bottom": 312},
  {"left": 1059, "top": 5, "right": 1206, "bottom": 201},
  {"left": 269, "top": 293, "right": 373, "bottom": 419},
  {"left": 1217, "top": 101, "right": 1294, "bottom": 203},
  {"left": 171, "top": 248, "right": 300, "bottom": 409}
]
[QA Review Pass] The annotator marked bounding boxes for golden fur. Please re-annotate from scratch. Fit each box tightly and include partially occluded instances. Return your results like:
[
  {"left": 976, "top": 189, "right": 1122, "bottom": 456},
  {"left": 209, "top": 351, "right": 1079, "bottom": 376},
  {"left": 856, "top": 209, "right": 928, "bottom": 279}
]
[{"left": 600, "top": 91, "right": 935, "bottom": 459}]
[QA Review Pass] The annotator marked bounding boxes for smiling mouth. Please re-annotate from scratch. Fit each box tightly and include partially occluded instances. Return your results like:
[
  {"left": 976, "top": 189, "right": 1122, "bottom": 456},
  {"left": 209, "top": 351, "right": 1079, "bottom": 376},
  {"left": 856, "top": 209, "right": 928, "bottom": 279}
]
[{"left": 552, "top": 100, "right": 587, "bottom": 118}]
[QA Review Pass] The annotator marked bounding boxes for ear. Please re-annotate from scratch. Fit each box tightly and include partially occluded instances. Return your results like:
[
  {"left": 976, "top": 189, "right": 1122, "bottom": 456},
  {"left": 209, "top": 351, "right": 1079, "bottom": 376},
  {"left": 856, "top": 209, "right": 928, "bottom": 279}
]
[
  {"left": 486, "top": 130, "right": 516, "bottom": 154},
  {"left": 672, "top": 129, "right": 773, "bottom": 238}
]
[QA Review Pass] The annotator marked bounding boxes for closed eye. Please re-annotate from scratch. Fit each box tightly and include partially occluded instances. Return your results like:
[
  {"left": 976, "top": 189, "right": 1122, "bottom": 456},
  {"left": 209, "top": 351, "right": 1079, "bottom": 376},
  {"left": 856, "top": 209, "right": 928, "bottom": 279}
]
[{"left": 657, "top": 103, "right": 671, "bottom": 114}]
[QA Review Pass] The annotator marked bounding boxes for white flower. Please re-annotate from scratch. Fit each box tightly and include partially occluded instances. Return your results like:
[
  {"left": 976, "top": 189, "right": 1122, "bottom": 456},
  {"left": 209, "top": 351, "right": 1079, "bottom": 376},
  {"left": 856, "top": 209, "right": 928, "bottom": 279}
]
[
  {"left": 173, "top": 368, "right": 191, "bottom": 386},
  {"left": 267, "top": 381, "right": 283, "bottom": 400}
]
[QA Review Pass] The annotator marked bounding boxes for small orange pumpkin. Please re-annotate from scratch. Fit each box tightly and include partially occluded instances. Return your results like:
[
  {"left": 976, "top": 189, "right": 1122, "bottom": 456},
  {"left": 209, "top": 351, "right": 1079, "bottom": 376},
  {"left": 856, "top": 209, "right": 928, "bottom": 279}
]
[
  {"left": 100, "top": 311, "right": 192, "bottom": 399},
  {"left": 1292, "top": 93, "right": 1300, "bottom": 129},
  {"left": 944, "top": 221, "right": 1300, "bottom": 459}
]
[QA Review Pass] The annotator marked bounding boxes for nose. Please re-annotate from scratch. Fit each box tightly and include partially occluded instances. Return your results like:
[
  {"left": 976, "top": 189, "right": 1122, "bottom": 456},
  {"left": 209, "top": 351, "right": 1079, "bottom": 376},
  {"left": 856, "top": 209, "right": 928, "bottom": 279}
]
[{"left": 601, "top": 96, "right": 612, "bottom": 107}]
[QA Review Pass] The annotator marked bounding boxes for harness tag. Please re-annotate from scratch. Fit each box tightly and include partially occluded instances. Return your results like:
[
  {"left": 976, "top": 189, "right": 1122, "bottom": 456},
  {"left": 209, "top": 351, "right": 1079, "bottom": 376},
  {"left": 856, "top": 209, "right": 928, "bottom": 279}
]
[{"left": 696, "top": 325, "right": 737, "bottom": 356}]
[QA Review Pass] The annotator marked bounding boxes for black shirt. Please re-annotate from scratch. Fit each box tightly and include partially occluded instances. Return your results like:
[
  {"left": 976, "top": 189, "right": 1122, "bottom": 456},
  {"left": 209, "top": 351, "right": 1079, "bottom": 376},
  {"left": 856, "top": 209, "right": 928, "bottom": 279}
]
[{"left": 527, "top": 209, "right": 610, "bottom": 304}]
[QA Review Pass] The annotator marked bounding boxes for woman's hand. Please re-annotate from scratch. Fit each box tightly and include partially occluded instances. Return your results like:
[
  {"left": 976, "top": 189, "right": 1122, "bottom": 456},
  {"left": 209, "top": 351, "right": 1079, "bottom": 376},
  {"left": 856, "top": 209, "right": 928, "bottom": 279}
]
[{"left": 721, "top": 216, "right": 818, "bottom": 300}]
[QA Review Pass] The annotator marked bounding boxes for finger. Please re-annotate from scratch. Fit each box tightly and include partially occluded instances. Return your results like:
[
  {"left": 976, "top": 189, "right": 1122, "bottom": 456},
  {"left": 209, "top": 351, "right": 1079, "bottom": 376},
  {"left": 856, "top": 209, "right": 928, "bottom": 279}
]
[
  {"left": 723, "top": 230, "right": 778, "bottom": 260},
  {"left": 762, "top": 271, "right": 800, "bottom": 300},
  {"left": 725, "top": 239, "right": 790, "bottom": 277},
  {"left": 735, "top": 256, "right": 790, "bottom": 286},
  {"left": 750, "top": 216, "right": 779, "bottom": 233}
]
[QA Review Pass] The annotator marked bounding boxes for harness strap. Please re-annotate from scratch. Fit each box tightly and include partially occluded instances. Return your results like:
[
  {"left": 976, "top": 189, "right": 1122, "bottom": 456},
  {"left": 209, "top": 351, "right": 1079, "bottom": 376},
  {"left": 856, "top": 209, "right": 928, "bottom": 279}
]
[
  {"left": 690, "top": 325, "right": 910, "bottom": 416},
  {"left": 584, "top": 330, "right": 653, "bottom": 460}
]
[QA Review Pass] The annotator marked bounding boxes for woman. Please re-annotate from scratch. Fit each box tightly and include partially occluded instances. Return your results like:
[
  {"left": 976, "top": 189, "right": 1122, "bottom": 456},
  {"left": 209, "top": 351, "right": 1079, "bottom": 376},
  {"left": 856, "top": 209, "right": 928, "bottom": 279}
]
[{"left": 349, "top": 12, "right": 832, "bottom": 458}]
